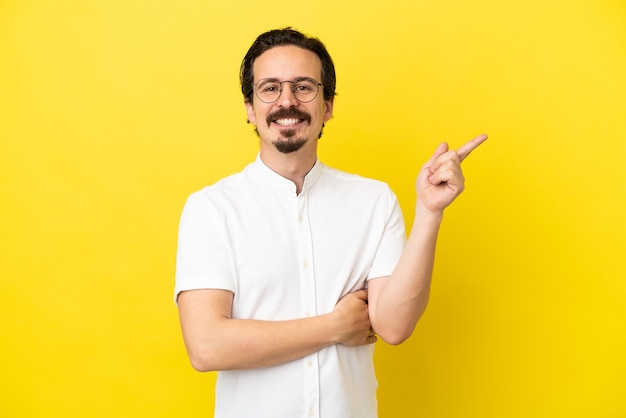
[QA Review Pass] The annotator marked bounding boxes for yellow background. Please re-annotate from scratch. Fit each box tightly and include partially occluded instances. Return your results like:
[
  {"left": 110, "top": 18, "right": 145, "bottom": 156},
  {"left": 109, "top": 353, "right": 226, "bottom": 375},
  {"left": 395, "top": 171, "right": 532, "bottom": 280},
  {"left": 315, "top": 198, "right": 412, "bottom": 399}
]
[{"left": 1, "top": 0, "right": 625, "bottom": 417}]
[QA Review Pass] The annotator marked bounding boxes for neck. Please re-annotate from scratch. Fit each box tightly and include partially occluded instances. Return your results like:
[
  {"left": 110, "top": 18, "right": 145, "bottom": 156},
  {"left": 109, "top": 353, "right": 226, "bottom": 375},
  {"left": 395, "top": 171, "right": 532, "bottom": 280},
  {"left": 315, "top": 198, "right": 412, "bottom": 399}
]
[{"left": 259, "top": 147, "right": 317, "bottom": 194}]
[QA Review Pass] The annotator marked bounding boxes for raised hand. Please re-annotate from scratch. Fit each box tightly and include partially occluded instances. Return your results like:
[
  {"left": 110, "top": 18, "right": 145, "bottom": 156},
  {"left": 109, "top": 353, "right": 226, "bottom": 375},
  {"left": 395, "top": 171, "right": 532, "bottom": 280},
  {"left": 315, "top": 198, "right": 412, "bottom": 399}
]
[{"left": 416, "top": 134, "right": 488, "bottom": 213}]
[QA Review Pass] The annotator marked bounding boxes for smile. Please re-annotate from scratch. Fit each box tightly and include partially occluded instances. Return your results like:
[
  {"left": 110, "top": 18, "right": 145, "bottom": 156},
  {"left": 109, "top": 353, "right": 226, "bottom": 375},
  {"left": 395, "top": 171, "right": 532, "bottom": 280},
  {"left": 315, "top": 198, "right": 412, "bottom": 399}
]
[
  {"left": 266, "top": 108, "right": 311, "bottom": 128},
  {"left": 274, "top": 118, "right": 303, "bottom": 127}
]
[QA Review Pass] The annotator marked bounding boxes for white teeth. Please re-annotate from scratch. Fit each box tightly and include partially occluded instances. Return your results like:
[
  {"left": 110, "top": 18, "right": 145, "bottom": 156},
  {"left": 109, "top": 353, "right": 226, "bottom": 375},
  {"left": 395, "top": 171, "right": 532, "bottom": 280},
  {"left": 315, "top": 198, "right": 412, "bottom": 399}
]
[{"left": 275, "top": 118, "right": 300, "bottom": 126}]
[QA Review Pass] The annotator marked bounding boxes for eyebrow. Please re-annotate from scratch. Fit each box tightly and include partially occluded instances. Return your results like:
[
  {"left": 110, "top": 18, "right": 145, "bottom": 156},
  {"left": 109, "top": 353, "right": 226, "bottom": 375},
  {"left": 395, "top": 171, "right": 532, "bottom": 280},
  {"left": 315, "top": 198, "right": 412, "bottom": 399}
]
[
  {"left": 256, "top": 76, "right": 317, "bottom": 83},
  {"left": 256, "top": 77, "right": 280, "bottom": 83}
]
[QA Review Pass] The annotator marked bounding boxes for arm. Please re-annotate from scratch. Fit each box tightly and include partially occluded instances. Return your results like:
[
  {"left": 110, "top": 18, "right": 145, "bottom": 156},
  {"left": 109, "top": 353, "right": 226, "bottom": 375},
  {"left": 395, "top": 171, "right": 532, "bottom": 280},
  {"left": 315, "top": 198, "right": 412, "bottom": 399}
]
[
  {"left": 368, "top": 134, "right": 488, "bottom": 345},
  {"left": 178, "top": 288, "right": 375, "bottom": 372}
]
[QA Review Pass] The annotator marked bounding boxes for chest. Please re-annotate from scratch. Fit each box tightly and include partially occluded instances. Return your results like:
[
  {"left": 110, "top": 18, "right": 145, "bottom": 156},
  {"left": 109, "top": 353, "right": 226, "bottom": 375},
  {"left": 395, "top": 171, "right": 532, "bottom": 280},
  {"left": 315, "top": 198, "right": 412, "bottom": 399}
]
[{"left": 222, "top": 188, "right": 388, "bottom": 319}]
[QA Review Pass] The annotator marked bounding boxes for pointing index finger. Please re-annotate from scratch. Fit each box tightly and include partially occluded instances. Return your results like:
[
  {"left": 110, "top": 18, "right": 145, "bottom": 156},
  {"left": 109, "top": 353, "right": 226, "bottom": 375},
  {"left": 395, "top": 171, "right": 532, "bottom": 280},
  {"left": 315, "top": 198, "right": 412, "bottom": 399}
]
[{"left": 458, "top": 134, "right": 488, "bottom": 162}]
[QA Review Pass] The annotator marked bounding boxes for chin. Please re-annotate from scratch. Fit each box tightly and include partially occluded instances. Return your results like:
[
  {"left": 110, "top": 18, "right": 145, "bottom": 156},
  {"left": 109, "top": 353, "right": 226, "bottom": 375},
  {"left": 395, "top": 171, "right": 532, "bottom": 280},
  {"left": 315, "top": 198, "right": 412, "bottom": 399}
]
[{"left": 273, "top": 138, "right": 308, "bottom": 154}]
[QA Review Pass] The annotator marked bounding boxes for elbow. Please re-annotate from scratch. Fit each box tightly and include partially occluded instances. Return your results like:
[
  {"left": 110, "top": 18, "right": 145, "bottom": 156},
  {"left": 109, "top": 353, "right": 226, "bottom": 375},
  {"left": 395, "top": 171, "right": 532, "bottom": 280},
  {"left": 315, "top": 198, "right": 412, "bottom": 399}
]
[
  {"left": 187, "top": 347, "right": 225, "bottom": 372},
  {"left": 189, "top": 357, "right": 215, "bottom": 373},
  {"left": 372, "top": 300, "right": 428, "bottom": 345},
  {"left": 378, "top": 328, "right": 413, "bottom": 346},
  {"left": 188, "top": 354, "right": 216, "bottom": 373},
  {"left": 373, "top": 314, "right": 422, "bottom": 346}
]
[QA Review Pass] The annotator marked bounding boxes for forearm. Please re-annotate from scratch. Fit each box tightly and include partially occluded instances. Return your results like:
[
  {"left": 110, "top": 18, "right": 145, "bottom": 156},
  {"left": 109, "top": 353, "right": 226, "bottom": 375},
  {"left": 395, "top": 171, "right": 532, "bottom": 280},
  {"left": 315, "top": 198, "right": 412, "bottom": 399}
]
[
  {"left": 187, "top": 315, "right": 338, "bottom": 372},
  {"left": 178, "top": 289, "right": 371, "bottom": 372},
  {"left": 370, "top": 204, "right": 443, "bottom": 345},
  {"left": 364, "top": 135, "right": 487, "bottom": 345}
]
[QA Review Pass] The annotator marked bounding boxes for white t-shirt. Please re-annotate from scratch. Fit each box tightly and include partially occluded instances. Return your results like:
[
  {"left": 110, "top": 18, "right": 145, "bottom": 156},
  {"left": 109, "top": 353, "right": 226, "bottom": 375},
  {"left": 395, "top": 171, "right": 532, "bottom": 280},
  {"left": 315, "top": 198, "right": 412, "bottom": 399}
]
[{"left": 175, "top": 155, "right": 406, "bottom": 418}]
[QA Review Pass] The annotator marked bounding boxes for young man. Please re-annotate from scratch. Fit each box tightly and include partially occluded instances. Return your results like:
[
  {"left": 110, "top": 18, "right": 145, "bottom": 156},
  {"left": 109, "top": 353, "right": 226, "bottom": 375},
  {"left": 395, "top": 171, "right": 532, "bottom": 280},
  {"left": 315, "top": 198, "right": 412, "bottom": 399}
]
[{"left": 175, "top": 28, "right": 486, "bottom": 418}]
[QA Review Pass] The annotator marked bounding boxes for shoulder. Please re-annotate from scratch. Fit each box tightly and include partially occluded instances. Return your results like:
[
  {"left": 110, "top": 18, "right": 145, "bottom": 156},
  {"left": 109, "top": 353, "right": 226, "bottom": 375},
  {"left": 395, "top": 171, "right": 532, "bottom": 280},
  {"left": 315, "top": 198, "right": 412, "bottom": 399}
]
[
  {"left": 319, "top": 164, "right": 394, "bottom": 195},
  {"left": 187, "top": 162, "right": 257, "bottom": 202}
]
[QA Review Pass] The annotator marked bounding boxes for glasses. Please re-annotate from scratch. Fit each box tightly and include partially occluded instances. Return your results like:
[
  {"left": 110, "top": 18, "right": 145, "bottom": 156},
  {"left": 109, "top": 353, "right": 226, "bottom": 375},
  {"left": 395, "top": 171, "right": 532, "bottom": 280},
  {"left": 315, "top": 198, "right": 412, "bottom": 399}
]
[{"left": 254, "top": 77, "right": 323, "bottom": 103}]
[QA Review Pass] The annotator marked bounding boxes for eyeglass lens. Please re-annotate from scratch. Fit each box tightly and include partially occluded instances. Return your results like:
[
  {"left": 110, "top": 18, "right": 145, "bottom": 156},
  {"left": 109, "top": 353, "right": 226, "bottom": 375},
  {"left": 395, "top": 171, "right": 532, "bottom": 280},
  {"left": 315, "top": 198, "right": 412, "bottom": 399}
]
[{"left": 255, "top": 78, "right": 321, "bottom": 103}]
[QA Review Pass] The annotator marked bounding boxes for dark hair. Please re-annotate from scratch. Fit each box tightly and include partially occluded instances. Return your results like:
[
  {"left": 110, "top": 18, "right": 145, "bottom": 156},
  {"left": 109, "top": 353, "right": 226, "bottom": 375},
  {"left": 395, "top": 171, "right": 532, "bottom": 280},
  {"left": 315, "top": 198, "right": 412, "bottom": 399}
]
[{"left": 240, "top": 27, "right": 336, "bottom": 103}]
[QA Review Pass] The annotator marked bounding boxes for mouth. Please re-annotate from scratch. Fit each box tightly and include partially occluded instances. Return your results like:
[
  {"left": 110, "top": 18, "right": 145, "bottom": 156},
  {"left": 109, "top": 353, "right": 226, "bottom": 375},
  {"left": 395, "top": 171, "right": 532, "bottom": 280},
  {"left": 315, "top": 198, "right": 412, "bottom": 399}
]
[
  {"left": 267, "top": 109, "right": 311, "bottom": 129},
  {"left": 273, "top": 117, "right": 305, "bottom": 128}
]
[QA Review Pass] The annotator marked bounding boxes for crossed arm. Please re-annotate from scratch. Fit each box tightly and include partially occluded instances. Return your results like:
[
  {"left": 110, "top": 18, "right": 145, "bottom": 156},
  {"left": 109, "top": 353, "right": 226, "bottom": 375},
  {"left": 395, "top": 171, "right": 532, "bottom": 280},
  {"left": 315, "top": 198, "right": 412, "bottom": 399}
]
[
  {"left": 177, "top": 134, "right": 487, "bottom": 371},
  {"left": 177, "top": 288, "right": 373, "bottom": 372}
]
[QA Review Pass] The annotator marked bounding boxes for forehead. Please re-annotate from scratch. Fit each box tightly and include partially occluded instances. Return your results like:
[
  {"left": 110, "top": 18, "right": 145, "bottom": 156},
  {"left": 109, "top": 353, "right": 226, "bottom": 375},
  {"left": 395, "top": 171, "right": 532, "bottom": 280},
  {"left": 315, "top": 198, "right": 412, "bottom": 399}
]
[{"left": 253, "top": 45, "right": 322, "bottom": 81}]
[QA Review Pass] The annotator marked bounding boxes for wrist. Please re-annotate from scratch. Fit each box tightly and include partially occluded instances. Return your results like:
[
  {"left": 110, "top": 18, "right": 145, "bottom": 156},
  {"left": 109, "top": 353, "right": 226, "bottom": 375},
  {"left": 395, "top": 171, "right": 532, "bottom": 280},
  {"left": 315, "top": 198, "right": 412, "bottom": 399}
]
[
  {"left": 415, "top": 200, "right": 444, "bottom": 222},
  {"left": 317, "top": 311, "right": 341, "bottom": 345}
]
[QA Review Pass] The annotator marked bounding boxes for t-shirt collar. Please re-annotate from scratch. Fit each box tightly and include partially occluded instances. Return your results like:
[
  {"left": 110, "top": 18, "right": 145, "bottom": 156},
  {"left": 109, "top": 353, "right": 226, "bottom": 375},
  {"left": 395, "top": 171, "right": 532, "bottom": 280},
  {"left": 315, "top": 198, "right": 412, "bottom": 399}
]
[{"left": 253, "top": 153, "right": 322, "bottom": 195}]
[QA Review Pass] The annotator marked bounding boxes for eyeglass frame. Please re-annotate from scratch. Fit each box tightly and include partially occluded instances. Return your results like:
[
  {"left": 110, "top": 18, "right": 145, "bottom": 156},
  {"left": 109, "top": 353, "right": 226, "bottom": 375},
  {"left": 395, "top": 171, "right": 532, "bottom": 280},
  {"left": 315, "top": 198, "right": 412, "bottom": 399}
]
[{"left": 253, "top": 77, "right": 324, "bottom": 103}]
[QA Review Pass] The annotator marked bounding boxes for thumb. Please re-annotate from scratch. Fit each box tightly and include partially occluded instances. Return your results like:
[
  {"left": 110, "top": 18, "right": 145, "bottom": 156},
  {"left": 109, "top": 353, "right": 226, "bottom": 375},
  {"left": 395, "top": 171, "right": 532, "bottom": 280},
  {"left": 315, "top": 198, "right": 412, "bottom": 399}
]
[{"left": 424, "top": 142, "right": 449, "bottom": 169}]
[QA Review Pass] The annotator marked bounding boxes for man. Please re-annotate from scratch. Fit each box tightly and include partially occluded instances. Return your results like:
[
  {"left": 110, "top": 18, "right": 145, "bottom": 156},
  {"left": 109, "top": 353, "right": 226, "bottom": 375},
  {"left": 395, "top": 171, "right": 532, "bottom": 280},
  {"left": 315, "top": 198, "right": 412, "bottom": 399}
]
[{"left": 175, "top": 27, "right": 486, "bottom": 418}]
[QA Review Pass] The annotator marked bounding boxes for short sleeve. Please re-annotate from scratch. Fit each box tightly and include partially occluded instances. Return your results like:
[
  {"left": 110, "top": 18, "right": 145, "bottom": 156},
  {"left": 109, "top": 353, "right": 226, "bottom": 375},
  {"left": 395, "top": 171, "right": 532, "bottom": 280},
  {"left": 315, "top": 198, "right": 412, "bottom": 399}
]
[
  {"left": 367, "top": 187, "right": 406, "bottom": 280},
  {"left": 174, "top": 191, "right": 236, "bottom": 303}
]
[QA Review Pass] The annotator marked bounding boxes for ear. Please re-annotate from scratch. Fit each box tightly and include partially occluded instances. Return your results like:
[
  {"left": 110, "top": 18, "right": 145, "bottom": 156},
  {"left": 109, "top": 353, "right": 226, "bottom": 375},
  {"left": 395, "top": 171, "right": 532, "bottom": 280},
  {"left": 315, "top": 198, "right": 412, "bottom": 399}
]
[
  {"left": 244, "top": 98, "right": 257, "bottom": 125},
  {"left": 323, "top": 97, "right": 334, "bottom": 123}
]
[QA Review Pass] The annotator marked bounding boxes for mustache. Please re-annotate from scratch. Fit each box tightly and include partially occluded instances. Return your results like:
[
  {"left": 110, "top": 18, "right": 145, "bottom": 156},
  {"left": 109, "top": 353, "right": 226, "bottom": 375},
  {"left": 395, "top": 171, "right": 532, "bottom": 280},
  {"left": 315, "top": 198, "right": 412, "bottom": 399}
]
[{"left": 266, "top": 108, "right": 311, "bottom": 126}]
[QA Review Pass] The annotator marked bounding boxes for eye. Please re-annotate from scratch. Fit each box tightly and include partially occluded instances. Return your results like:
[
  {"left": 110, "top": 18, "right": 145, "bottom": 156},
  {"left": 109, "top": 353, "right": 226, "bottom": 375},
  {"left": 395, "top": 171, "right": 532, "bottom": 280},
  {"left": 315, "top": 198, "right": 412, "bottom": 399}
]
[
  {"left": 256, "top": 79, "right": 280, "bottom": 92},
  {"left": 293, "top": 79, "right": 316, "bottom": 93},
  {"left": 294, "top": 83, "right": 313, "bottom": 92},
  {"left": 261, "top": 84, "right": 280, "bottom": 93}
]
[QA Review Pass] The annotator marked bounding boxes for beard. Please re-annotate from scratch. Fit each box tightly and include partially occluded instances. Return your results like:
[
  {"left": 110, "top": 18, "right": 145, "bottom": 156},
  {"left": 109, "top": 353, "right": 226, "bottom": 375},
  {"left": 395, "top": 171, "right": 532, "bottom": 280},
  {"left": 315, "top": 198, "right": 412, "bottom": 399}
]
[
  {"left": 266, "top": 108, "right": 312, "bottom": 154},
  {"left": 272, "top": 129, "right": 308, "bottom": 154}
]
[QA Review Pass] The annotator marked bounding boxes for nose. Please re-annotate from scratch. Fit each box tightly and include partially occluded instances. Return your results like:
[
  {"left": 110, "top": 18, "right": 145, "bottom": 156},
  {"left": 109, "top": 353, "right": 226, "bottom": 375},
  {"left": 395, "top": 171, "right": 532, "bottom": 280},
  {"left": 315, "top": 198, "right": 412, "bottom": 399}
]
[{"left": 276, "top": 81, "right": 299, "bottom": 107}]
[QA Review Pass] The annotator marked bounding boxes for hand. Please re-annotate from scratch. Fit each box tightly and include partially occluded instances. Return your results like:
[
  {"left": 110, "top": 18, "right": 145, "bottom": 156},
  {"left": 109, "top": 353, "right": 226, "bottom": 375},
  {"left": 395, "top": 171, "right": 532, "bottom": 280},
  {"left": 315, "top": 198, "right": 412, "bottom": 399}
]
[
  {"left": 416, "top": 134, "right": 488, "bottom": 213},
  {"left": 331, "top": 290, "right": 377, "bottom": 347}
]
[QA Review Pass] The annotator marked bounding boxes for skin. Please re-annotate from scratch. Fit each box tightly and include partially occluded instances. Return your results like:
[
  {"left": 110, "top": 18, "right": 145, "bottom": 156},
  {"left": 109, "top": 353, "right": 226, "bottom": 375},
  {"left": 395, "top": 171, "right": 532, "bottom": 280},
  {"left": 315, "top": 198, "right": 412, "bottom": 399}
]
[
  {"left": 245, "top": 45, "right": 333, "bottom": 193},
  {"left": 177, "top": 44, "right": 487, "bottom": 371},
  {"left": 367, "top": 134, "right": 487, "bottom": 344}
]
